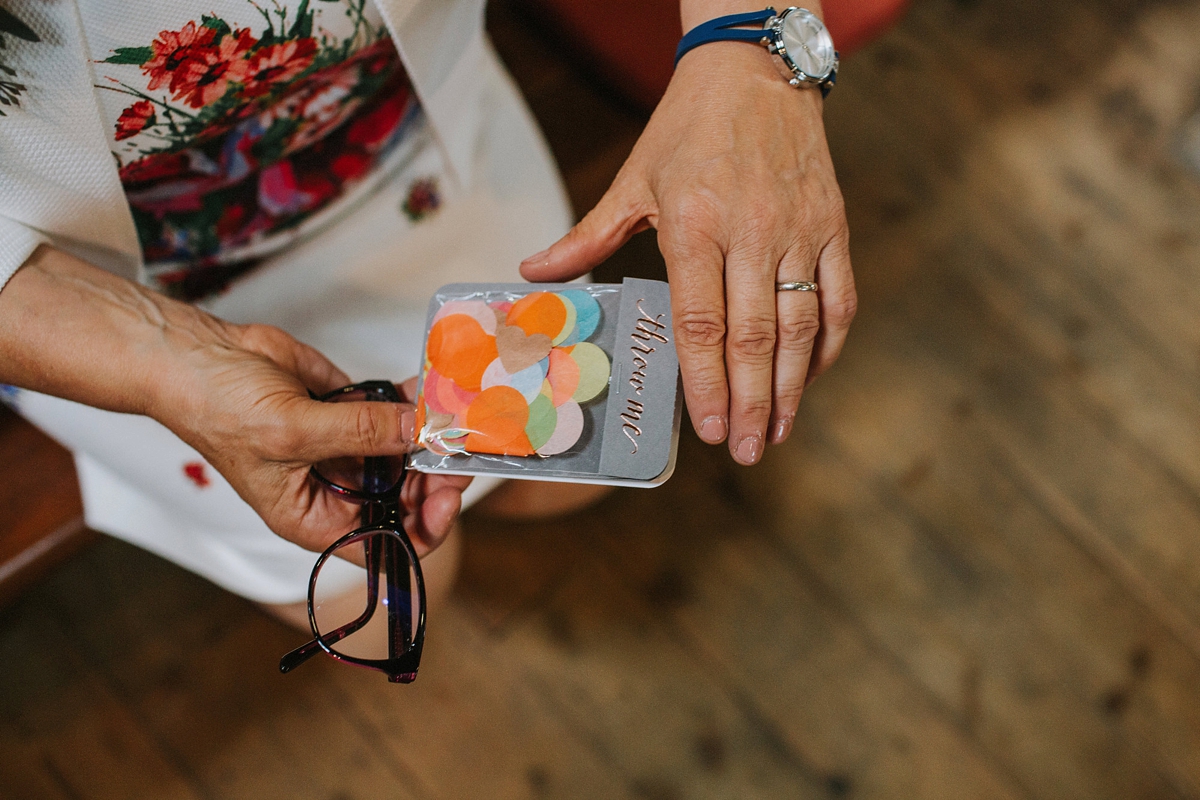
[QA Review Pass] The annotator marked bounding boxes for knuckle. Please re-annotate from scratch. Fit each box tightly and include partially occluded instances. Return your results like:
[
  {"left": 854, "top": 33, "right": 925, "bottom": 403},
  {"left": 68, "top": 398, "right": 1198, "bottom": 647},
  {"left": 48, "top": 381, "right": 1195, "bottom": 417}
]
[
  {"left": 820, "top": 190, "right": 847, "bottom": 224},
  {"left": 824, "top": 289, "right": 858, "bottom": 328},
  {"left": 686, "top": 374, "right": 728, "bottom": 401},
  {"left": 680, "top": 362, "right": 729, "bottom": 402},
  {"left": 728, "top": 316, "right": 777, "bottom": 360},
  {"left": 780, "top": 227, "right": 819, "bottom": 260},
  {"left": 739, "top": 202, "right": 780, "bottom": 239},
  {"left": 237, "top": 323, "right": 296, "bottom": 362},
  {"left": 676, "top": 309, "right": 727, "bottom": 350},
  {"left": 668, "top": 193, "right": 722, "bottom": 236},
  {"left": 607, "top": 176, "right": 655, "bottom": 219},
  {"left": 778, "top": 309, "right": 821, "bottom": 346},
  {"left": 260, "top": 417, "right": 303, "bottom": 459},
  {"left": 240, "top": 322, "right": 283, "bottom": 347},
  {"left": 354, "top": 404, "right": 388, "bottom": 452},
  {"left": 735, "top": 397, "right": 775, "bottom": 420},
  {"left": 682, "top": 355, "right": 730, "bottom": 391}
]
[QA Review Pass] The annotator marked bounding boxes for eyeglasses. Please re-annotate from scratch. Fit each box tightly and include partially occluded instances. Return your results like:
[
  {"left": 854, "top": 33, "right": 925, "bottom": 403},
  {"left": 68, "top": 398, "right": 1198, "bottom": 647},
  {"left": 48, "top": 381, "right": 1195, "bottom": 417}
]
[{"left": 278, "top": 381, "right": 425, "bottom": 684}]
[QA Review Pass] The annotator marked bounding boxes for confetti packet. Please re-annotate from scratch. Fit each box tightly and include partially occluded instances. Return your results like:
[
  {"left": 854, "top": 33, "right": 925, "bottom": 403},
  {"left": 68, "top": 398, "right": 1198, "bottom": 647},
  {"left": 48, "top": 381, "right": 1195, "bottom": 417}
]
[{"left": 409, "top": 278, "right": 681, "bottom": 487}]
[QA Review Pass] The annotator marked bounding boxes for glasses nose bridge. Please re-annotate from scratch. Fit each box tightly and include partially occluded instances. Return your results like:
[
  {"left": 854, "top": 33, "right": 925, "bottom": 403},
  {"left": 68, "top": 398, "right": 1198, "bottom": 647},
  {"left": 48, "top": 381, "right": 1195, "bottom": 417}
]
[{"left": 360, "top": 493, "right": 402, "bottom": 528}]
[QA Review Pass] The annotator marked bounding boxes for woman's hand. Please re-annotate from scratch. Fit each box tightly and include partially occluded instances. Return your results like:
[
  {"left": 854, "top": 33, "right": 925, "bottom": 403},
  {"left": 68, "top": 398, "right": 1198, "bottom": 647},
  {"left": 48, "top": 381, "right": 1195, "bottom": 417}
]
[
  {"left": 521, "top": 35, "right": 855, "bottom": 465},
  {"left": 167, "top": 332, "right": 470, "bottom": 555},
  {"left": 0, "top": 246, "right": 468, "bottom": 555}
]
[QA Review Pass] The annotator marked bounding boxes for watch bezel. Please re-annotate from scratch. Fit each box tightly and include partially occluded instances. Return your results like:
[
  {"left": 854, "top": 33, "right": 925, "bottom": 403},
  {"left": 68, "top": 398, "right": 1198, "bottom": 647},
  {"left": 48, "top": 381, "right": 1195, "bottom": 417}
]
[{"left": 763, "top": 7, "right": 838, "bottom": 88}]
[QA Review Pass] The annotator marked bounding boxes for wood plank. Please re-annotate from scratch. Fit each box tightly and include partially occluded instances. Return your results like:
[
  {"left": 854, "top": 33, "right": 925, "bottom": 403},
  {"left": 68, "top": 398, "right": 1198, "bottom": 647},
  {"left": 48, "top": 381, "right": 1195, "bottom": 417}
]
[
  {"left": 331, "top": 600, "right": 653, "bottom": 800},
  {"left": 8, "top": 539, "right": 431, "bottom": 800},
  {"left": 473, "top": 547, "right": 833, "bottom": 798},
  {"left": 586, "top": 437, "right": 1027, "bottom": 800},
  {"left": 764, "top": 356, "right": 1200, "bottom": 797},
  {"left": 0, "top": 406, "right": 93, "bottom": 609},
  {"left": 904, "top": 231, "right": 1200, "bottom": 640},
  {"left": 0, "top": 583, "right": 205, "bottom": 800}
]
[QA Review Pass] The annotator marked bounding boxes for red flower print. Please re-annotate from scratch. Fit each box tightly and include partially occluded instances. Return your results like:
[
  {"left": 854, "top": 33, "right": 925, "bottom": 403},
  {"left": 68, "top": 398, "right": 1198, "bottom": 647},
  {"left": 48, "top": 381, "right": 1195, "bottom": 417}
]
[
  {"left": 240, "top": 39, "right": 318, "bottom": 99},
  {"left": 266, "top": 61, "right": 362, "bottom": 153},
  {"left": 143, "top": 22, "right": 255, "bottom": 109},
  {"left": 115, "top": 100, "right": 156, "bottom": 140},
  {"left": 296, "top": 170, "right": 338, "bottom": 207},
  {"left": 183, "top": 461, "right": 211, "bottom": 488},
  {"left": 119, "top": 150, "right": 192, "bottom": 185},
  {"left": 258, "top": 160, "right": 332, "bottom": 216},
  {"left": 215, "top": 203, "right": 250, "bottom": 238},
  {"left": 345, "top": 93, "right": 407, "bottom": 150},
  {"left": 330, "top": 151, "right": 371, "bottom": 182}
]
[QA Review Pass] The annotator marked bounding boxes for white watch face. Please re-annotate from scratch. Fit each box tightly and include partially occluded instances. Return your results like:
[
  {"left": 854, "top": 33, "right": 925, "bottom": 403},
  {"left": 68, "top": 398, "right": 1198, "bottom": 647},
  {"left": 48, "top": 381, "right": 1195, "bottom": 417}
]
[{"left": 779, "top": 8, "right": 836, "bottom": 79}]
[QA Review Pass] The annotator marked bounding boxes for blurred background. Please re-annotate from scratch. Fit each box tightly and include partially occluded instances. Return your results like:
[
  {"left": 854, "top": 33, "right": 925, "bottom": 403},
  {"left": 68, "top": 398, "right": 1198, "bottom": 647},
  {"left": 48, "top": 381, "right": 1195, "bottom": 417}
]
[{"left": 4, "top": 0, "right": 1200, "bottom": 796}]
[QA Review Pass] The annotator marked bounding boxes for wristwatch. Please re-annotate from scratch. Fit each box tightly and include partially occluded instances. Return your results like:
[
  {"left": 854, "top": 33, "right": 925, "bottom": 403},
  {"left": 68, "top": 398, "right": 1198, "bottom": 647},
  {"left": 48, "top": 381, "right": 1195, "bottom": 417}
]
[{"left": 675, "top": 7, "right": 838, "bottom": 96}]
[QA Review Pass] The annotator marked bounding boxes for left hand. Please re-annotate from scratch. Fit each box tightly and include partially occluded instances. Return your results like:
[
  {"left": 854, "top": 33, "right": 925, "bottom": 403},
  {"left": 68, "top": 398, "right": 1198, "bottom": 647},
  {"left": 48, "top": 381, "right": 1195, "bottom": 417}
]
[
  {"left": 521, "top": 40, "right": 855, "bottom": 465},
  {"left": 157, "top": 320, "right": 471, "bottom": 556},
  {"left": 179, "top": 337, "right": 472, "bottom": 556}
]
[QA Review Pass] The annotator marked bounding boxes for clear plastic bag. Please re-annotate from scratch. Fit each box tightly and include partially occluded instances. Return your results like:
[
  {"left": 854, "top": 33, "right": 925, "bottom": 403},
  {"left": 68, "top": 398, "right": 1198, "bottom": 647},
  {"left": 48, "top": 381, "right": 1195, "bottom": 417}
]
[{"left": 409, "top": 279, "right": 680, "bottom": 487}]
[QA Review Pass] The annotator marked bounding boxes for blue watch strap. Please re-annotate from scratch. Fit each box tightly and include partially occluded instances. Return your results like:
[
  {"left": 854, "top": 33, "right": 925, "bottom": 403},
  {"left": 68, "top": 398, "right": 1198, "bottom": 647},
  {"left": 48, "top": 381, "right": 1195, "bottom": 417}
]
[
  {"left": 820, "top": 68, "right": 836, "bottom": 98},
  {"left": 674, "top": 8, "right": 776, "bottom": 66}
]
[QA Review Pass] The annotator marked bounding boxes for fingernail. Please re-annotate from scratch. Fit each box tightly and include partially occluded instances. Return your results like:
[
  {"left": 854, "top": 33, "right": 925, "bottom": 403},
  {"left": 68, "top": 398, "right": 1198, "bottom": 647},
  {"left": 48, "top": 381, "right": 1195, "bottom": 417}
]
[
  {"left": 734, "top": 434, "right": 762, "bottom": 465},
  {"left": 521, "top": 248, "right": 551, "bottom": 266},
  {"left": 770, "top": 417, "right": 793, "bottom": 445},
  {"left": 400, "top": 408, "right": 416, "bottom": 444},
  {"left": 699, "top": 415, "right": 727, "bottom": 444}
]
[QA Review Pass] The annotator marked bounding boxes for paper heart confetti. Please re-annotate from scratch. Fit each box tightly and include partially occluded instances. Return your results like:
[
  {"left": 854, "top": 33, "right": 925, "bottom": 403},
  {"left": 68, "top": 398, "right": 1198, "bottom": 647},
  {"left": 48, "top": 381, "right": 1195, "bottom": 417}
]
[
  {"left": 495, "top": 325, "right": 553, "bottom": 374},
  {"left": 419, "top": 289, "right": 610, "bottom": 457}
]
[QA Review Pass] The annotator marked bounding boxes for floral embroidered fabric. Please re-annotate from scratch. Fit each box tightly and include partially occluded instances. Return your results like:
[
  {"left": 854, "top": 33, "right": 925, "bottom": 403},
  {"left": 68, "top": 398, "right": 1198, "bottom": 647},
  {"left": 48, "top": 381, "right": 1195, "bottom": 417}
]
[{"left": 88, "top": 0, "right": 422, "bottom": 299}]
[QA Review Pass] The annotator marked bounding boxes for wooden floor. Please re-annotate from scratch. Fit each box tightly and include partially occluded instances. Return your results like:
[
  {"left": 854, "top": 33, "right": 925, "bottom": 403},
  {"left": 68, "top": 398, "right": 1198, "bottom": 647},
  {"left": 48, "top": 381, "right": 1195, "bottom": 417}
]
[{"left": 4, "top": 0, "right": 1200, "bottom": 797}]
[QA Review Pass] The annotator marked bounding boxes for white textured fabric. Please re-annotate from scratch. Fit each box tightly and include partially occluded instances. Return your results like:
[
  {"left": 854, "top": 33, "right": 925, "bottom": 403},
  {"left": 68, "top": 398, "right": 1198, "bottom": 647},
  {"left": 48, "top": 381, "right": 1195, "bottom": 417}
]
[
  {"left": 0, "top": 0, "right": 142, "bottom": 282},
  {"left": 0, "top": 216, "right": 47, "bottom": 294},
  {"left": 376, "top": 0, "right": 488, "bottom": 189},
  {"left": 10, "top": 23, "right": 572, "bottom": 603}
]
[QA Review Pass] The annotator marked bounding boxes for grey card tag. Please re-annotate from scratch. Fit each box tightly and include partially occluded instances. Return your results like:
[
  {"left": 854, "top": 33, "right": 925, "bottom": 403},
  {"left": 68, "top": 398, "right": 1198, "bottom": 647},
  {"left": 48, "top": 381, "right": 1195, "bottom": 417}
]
[{"left": 598, "top": 278, "right": 680, "bottom": 481}]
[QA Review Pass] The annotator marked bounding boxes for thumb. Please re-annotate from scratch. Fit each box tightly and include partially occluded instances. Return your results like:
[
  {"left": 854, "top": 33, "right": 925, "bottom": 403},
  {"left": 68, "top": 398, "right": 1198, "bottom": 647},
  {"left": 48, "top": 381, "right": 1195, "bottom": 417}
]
[
  {"left": 520, "top": 179, "right": 654, "bottom": 282},
  {"left": 289, "top": 398, "right": 416, "bottom": 463}
]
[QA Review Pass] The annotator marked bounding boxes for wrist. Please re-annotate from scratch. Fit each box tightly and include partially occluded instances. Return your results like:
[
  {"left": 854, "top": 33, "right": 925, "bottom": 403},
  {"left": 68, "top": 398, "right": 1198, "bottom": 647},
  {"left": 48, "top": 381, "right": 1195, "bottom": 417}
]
[
  {"left": 136, "top": 291, "right": 243, "bottom": 433},
  {"left": 675, "top": 5, "right": 836, "bottom": 97},
  {"left": 0, "top": 245, "right": 235, "bottom": 424},
  {"left": 671, "top": 38, "right": 824, "bottom": 117}
]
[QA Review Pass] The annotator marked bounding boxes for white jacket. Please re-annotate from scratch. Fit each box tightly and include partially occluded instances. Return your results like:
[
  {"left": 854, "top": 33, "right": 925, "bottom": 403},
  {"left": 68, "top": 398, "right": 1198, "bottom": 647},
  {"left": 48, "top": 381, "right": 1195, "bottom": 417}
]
[{"left": 0, "top": 0, "right": 496, "bottom": 290}]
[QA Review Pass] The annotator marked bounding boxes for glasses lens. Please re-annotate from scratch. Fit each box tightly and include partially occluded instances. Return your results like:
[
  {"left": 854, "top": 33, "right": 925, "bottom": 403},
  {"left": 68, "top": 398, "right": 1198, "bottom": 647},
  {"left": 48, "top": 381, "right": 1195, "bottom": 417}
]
[
  {"left": 311, "top": 388, "right": 406, "bottom": 495},
  {"left": 311, "top": 530, "right": 422, "bottom": 661}
]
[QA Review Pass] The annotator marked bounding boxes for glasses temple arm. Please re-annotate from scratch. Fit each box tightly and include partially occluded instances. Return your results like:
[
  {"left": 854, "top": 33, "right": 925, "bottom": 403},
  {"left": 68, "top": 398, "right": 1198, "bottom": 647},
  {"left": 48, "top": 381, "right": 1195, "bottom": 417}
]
[{"left": 279, "top": 534, "right": 384, "bottom": 674}]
